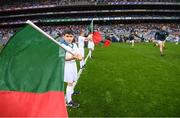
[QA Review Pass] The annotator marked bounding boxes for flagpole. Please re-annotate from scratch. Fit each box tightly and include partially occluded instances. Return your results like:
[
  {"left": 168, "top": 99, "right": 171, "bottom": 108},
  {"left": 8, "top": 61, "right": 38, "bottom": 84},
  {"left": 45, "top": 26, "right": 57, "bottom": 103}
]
[
  {"left": 92, "top": 19, "right": 93, "bottom": 33},
  {"left": 26, "top": 20, "right": 75, "bottom": 55},
  {"left": 91, "top": 19, "right": 94, "bottom": 42}
]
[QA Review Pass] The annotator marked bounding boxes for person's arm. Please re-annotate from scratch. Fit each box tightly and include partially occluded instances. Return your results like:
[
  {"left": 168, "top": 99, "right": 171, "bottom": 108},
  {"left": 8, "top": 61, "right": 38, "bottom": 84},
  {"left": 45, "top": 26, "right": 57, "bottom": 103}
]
[
  {"left": 84, "top": 37, "right": 89, "bottom": 42},
  {"left": 85, "top": 34, "right": 93, "bottom": 41},
  {"left": 65, "top": 54, "right": 76, "bottom": 61},
  {"left": 165, "top": 31, "right": 169, "bottom": 37},
  {"left": 65, "top": 53, "right": 82, "bottom": 61},
  {"left": 154, "top": 32, "right": 158, "bottom": 40}
]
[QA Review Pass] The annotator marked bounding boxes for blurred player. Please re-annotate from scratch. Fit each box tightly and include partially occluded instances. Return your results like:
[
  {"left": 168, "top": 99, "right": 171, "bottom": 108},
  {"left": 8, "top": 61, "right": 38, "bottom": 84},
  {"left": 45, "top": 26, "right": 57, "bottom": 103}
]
[
  {"left": 154, "top": 26, "right": 169, "bottom": 56},
  {"left": 129, "top": 30, "right": 135, "bottom": 47},
  {"left": 87, "top": 33, "right": 94, "bottom": 59},
  {"left": 78, "top": 31, "right": 88, "bottom": 69},
  {"left": 175, "top": 34, "right": 179, "bottom": 45}
]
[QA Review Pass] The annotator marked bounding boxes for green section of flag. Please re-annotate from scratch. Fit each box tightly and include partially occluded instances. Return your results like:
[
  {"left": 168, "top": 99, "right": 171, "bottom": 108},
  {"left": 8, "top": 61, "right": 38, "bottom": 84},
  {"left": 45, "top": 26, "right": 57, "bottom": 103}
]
[
  {"left": 88, "top": 20, "right": 93, "bottom": 33},
  {"left": 0, "top": 24, "right": 65, "bottom": 93}
]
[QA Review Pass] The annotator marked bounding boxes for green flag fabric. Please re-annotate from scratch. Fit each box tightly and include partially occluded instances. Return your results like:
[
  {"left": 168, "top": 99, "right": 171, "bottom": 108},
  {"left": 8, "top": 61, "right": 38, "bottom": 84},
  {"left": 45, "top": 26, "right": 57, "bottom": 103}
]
[
  {"left": 88, "top": 20, "right": 94, "bottom": 34},
  {"left": 0, "top": 24, "right": 68, "bottom": 117}
]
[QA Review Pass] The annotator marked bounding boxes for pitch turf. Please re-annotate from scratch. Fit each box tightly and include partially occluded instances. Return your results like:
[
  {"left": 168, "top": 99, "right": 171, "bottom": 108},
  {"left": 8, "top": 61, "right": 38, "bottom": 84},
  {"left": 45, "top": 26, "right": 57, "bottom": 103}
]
[{"left": 69, "top": 43, "right": 180, "bottom": 117}]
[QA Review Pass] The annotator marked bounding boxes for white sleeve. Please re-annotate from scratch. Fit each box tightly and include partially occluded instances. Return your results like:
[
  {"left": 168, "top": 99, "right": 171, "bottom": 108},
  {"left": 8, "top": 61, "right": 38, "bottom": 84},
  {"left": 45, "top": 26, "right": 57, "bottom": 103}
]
[{"left": 73, "top": 43, "right": 81, "bottom": 54}]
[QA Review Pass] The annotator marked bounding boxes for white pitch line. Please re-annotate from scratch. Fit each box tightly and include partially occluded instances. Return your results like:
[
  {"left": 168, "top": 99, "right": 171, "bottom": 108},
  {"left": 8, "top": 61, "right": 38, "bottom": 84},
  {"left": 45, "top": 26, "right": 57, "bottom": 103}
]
[{"left": 77, "top": 51, "right": 90, "bottom": 80}]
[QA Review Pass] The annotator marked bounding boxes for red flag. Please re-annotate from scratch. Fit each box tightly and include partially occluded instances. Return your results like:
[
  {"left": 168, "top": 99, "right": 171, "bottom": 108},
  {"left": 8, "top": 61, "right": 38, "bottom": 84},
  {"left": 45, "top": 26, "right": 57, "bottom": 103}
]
[
  {"left": 104, "top": 40, "right": 111, "bottom": 47},
  {"left": 93, "top": 31, "right": 103, "bottom": 45}
]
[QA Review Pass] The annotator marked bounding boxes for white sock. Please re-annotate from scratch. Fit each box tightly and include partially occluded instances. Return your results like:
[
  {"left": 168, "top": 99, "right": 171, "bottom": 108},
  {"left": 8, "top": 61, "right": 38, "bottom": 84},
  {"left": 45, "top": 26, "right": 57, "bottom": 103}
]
[
  {"left": 72, "top": 81, "right": 77, "bottom": 90},
  {"left": 66, "top": 85, "right": 73, "bottom": 103},
  {"left": 89, "top": 50, "right": 92, "bottom": 58},
  {"left": 80, "top": 59, "right": 84, "bottom": 68}
]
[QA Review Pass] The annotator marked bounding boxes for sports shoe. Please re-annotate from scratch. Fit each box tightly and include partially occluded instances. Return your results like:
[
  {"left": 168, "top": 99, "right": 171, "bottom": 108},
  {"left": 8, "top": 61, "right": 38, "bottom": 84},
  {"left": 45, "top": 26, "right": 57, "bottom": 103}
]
[
  {"left": 72, "top": 91, "right": 81, "bottom": 96},
  {"left": 80, "top": 64, "right": 86, "bottom": 69},
  {"left": 89, "top": 56, "right": 94, "bottom": 60},
  {"left": 161, "top": 54, "right": 165, "bottom": 56},
  {"left": 66, "top": 101, "right": 80, "bottom": 108}
]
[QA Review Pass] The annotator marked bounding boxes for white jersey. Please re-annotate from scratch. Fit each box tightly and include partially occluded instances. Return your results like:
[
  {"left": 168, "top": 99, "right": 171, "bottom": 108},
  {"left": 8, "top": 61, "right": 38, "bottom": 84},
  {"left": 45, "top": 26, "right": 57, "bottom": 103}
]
[
  {"left": 78, "top": 36, "right": 86, "bottom": 48},
  {"left": 65, "top": 43, "right": 79, "bottom": 62},
  {"left": 64, "top": 43, "right": 79, "bottom": 83},
  {"left": 175, "top": 36, "right": 179, "bottom": 42}
]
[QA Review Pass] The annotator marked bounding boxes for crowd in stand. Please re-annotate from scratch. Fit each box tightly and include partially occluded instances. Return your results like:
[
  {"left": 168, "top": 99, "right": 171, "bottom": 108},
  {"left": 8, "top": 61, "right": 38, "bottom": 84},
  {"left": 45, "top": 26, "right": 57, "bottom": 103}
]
[
  {"left": 96, "top": 0, "right": 177, "bottom": 4},
  {"left": 0, "top": 0, "right": 66, "bottom": 9},
  {"left": 0, "top": 0, "right": 178, "bottom": 11},
  {"left": 96, "top": 23, "right": 180, "bottom": 42},
  {"left": 0, "top": 0, "right": 92, "bottom": 10},
  {"left": 41, "top": 25, "right": 87, "bottom": 40},
  {"left": 0, "top": 23, "right": 179, "bottom": 46},
  {"left": 0, "top": 29, "right": 14, "bottom": 46}
]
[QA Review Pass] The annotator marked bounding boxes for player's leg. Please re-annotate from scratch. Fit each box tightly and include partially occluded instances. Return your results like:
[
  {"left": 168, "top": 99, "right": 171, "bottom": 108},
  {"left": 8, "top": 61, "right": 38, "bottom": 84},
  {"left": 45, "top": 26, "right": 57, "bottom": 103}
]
[
  {"left": 64, "top": 63, "right": 79, "bottom": 108},
  {"left": 66, "top": 82, "right": 79, "bottom": 108},
  {"left": 66, "top": 82, "right": 73, "bottom": 104},
  {"left": 79, "top": 48, "right": 85, "bottom": 68},
  {"left": 131, "top": 40, "right": 134, "bottom": 47},
  {"left": 72, "top": 81, "right": 80, "bottom": 95},
  {"left": 163, "top": 41, "right": 165, "bottom": 49},
  {"left": 159, "top": 41, "right": 164, "bottom": 55},
  {"left": 89, "top": 48, "right": 92, "bottom": 58}
]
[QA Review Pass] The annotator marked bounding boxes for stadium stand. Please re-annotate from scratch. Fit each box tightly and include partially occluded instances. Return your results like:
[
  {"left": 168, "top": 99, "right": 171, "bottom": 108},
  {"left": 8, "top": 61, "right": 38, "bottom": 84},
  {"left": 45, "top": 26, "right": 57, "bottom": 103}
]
[
  {"left": 1, "top": 23, "right": 179, "bottom": 45},
  {"left": 0, "top": 0, "right": 180, "bottom": 45}
]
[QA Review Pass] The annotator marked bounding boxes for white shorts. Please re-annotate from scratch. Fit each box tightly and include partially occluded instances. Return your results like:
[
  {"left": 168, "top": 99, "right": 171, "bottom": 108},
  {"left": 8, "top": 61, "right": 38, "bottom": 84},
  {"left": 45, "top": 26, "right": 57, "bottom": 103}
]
[
  {"left": 130, "top": 40, "right": 134, "bottom": 43},
  {"left": 79, "top": 47, "right": 84, "bottom": 58},
  {"left": 64, "top": 61, "right": 77, "bottom": 83},
  {"left": 88, "top": 42, "right": 94, "bottom": 50},
  {"left": 158, "top": 40, "right": 165, "bottom": 45}
]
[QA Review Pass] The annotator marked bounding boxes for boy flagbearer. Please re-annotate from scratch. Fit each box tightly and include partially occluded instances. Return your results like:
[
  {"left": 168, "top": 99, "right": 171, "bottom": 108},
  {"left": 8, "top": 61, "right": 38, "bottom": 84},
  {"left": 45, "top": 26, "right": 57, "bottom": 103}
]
[
  {"left": 78, "top": 31, "right": 88, "bottom": 69},
  {"left": 60, "top": 30, "right": 82, "bottom": 108},
  {"left": 87, "top": 33, "right": 94, "bottom": 59}
]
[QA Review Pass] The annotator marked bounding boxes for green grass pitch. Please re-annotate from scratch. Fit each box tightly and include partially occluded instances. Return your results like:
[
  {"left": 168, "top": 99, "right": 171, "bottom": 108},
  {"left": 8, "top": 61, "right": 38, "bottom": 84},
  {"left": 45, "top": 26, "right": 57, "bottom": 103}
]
[{"left": 69, "top": 43, "right": 180, "bottom": 117}]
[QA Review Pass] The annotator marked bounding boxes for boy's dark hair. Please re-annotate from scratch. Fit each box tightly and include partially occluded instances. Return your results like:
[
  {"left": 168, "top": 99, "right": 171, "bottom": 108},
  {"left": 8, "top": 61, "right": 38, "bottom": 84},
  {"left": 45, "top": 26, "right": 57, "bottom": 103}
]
[{"left": 62, "top": 30, "right": 74, "bottom": 35}]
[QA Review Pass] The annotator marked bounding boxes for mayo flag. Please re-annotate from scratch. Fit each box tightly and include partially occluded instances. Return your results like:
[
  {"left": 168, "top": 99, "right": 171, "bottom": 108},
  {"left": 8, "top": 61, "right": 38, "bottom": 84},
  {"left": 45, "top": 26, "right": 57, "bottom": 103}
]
[{"left": 0, "top": 22, "right": 68, "bottom": 117}]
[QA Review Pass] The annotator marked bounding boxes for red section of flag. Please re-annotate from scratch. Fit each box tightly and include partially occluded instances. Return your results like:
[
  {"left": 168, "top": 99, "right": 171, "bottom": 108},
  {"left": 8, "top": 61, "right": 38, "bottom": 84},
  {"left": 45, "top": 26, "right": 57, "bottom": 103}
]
[
  {"left": 0, "top": 91, "right": 68, "bottom": 117},
  {"left": 104, "top": 40, "right": 111, "bottom": 47},
  {"left": 93, "top": 31, "right": 103, "bottom": 45}
]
